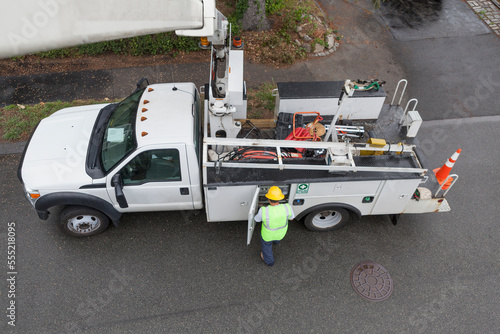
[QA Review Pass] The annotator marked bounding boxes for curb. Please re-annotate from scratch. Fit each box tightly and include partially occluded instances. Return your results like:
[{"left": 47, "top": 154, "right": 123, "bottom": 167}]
[
  {"left": 0, "top": 141, "right": 26, "bottom": 156},
  {"left": 467, "top": 0, "right": 500, "bottom": 36}
]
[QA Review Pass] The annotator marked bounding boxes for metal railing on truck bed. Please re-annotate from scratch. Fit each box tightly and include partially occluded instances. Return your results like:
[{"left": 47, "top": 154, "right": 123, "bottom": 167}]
[{"left": 202, "top": 137, "right": 428, "bottom": 185}]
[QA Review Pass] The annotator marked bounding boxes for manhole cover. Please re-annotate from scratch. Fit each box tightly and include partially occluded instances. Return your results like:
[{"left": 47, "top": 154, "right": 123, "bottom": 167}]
[{"left": 350, "top": 261, "right": 393, "bottom": 302}]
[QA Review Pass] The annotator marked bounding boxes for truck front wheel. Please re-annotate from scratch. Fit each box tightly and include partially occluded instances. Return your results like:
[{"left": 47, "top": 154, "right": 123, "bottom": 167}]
[
  {"left": 304, "top": 207, "right": 350, "bottom": 231},
  {"left": 59, "top": 206, "right": 110, "bottom": 237}
]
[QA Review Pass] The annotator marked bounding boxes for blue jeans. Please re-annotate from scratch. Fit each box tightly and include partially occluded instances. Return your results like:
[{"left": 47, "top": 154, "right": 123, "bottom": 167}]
[{"left": 261, "top": 236, "right": 280, "bottom": 266}]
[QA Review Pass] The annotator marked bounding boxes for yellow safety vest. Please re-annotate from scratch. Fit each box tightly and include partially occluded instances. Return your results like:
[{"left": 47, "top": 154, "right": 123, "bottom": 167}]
[{"left": 261, "top": 204, "right": 292, "bottom": 242}]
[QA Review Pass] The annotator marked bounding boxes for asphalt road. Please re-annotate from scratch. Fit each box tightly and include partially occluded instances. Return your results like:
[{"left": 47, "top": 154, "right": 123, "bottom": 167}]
[{"left": 1, "top": 0, "right": 500, "bottom": 333}]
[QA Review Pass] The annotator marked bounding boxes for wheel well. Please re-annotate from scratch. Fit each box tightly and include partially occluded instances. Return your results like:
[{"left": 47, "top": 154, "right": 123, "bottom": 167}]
[
  {"left": 295, "top": 203, "right": 362, "bottom": 221},
  {"left": 35, "top": 192, "right": 121, "bottom": 225}
]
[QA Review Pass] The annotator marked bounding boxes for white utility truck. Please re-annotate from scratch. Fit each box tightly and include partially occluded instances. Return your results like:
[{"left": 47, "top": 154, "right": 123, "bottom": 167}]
[{"left": 10, "top": 1, "right": 457, "bottom": 241}]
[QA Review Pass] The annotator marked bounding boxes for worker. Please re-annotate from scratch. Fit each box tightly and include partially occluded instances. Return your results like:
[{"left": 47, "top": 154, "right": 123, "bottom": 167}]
[{"left": 254, "top": 186, "right": 295, "bottom": 266}]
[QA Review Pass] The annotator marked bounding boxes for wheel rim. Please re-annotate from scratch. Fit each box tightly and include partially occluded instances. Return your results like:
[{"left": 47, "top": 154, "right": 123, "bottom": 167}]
[
  {"left": 66, "top": 215, "right": 101, "bottom": 234},
  {"left": 311, "top": 210, "right": 342, "bottom": 228}
]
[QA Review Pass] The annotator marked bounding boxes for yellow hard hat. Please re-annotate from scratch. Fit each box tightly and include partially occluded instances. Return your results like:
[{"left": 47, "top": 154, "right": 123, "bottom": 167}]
[{"left": 265, "top": 186, "right": 284, "bottom": 201}]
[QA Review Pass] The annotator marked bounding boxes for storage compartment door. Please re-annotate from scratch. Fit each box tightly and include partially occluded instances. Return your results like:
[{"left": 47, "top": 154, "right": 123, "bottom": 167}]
[
  {"left": 205, "top": 185, "right": 256, "bottom": 222},
  {"left": 371, "top": 179, "right": 421, "bottom": 215},
  {"left": 247, "top": 188, "right": 260, "bottom": 245}
]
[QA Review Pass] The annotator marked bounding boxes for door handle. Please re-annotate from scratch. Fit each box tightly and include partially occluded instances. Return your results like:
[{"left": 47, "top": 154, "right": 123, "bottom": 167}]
[{"left": 180, "top": 187, "right": 189, "bottom": 195}]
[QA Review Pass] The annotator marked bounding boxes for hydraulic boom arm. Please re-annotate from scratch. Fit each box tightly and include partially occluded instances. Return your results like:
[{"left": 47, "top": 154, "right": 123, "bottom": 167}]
[{"left": 0, "top": 0, "right": 226, "bottom": 58}]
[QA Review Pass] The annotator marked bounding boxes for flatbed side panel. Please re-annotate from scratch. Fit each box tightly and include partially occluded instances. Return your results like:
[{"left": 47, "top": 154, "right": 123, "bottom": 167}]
[
  {"left": 205, "top": 166, "right": 422, "bottom": 187},
  {"left": 290, "top": 181, "right": 382, "bottom": 216}
]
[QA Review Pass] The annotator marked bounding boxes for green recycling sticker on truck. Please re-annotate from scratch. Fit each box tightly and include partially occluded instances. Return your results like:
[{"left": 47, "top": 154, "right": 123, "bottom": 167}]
[{"left": 296, "top": 183, "right": 309, "bottom": 194}]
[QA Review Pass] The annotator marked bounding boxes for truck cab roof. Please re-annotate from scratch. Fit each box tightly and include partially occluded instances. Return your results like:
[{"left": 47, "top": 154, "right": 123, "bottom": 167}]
[{"left": 136, "top": 83, "right": 197, "bottom": 148}]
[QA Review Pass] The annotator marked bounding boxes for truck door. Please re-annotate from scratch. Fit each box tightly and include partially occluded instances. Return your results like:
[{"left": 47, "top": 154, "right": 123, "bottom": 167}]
[
  {"left": 107, "top": 145, "right": 194, "bottom": 212},
  {"left": 247, "top": 187, "right": 260, "bottom": 245}
]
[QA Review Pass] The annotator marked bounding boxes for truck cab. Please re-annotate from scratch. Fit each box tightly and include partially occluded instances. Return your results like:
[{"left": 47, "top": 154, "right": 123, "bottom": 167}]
[{"left": 19, "top": 81, "right": 203, "bottom": 236}]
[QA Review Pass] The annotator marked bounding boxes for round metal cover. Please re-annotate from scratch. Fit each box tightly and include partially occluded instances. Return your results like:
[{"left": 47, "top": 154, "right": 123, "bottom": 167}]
[{"left": 350, "top": 261, "right": 393, "bottom": 302}]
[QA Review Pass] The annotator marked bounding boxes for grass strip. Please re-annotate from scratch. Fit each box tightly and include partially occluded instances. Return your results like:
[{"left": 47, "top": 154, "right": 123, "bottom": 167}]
[{"left": 0, "top": 99, "right": 119, "bottom": 141}]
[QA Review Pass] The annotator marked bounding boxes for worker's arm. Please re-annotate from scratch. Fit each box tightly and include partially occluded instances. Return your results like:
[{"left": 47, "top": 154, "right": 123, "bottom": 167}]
[
  {"left": 254, "top": 207, "right": 264, "bottom": 222},
  {"left": 286, "top": 204, "right": 295, "bottom": 220}
]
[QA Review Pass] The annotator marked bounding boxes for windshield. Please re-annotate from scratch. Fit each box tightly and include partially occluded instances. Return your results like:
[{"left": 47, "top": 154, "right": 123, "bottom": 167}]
[{"left": 101, "top": 89, "right": 144, "bottom": 172}]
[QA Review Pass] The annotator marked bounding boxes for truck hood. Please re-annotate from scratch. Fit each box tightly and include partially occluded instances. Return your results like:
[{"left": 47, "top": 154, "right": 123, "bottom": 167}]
[{"left": 21, "top": 104, "right": 109, "bottom": 190}]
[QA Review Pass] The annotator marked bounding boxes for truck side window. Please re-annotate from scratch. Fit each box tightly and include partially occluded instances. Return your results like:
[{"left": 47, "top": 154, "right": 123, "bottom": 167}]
[{"left": 120, "top": 149, "right": 181, "bottom": 185}]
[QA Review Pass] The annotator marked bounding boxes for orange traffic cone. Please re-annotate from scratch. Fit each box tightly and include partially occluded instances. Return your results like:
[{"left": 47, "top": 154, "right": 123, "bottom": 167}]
[{"left": 433, "top": 149, "right": 461, "bottom": 190}]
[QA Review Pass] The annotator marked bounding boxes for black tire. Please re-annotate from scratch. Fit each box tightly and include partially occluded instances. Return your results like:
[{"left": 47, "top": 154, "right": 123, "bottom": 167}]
[
  {"left": 59, "top": 206, "right": 110, "bottom": 237},
  {"left": 304, "top": 207, "right": 350, "bottom": 231}
]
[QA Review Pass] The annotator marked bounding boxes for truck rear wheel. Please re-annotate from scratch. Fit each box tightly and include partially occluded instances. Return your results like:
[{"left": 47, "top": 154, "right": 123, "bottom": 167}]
[
  {"left": 59, "top": 206, "right": 110, "bottom": 237},
  {"left": 304, "top": 207, "right": 350, "bottom": 231}
]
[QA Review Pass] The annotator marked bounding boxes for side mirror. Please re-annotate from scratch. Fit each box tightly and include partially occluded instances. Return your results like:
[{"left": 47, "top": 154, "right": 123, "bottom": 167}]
[
  {"left": 111, "top": 174, "right": 128, "bottom": 208},
  {"left": 136, "top": 78, "right": 149, "bottom": 91}
]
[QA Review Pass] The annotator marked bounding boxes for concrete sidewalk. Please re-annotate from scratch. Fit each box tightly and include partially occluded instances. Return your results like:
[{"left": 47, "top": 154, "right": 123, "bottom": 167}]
[{"left": 467, "top": 0, "right": 500, "bottom": 35}]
